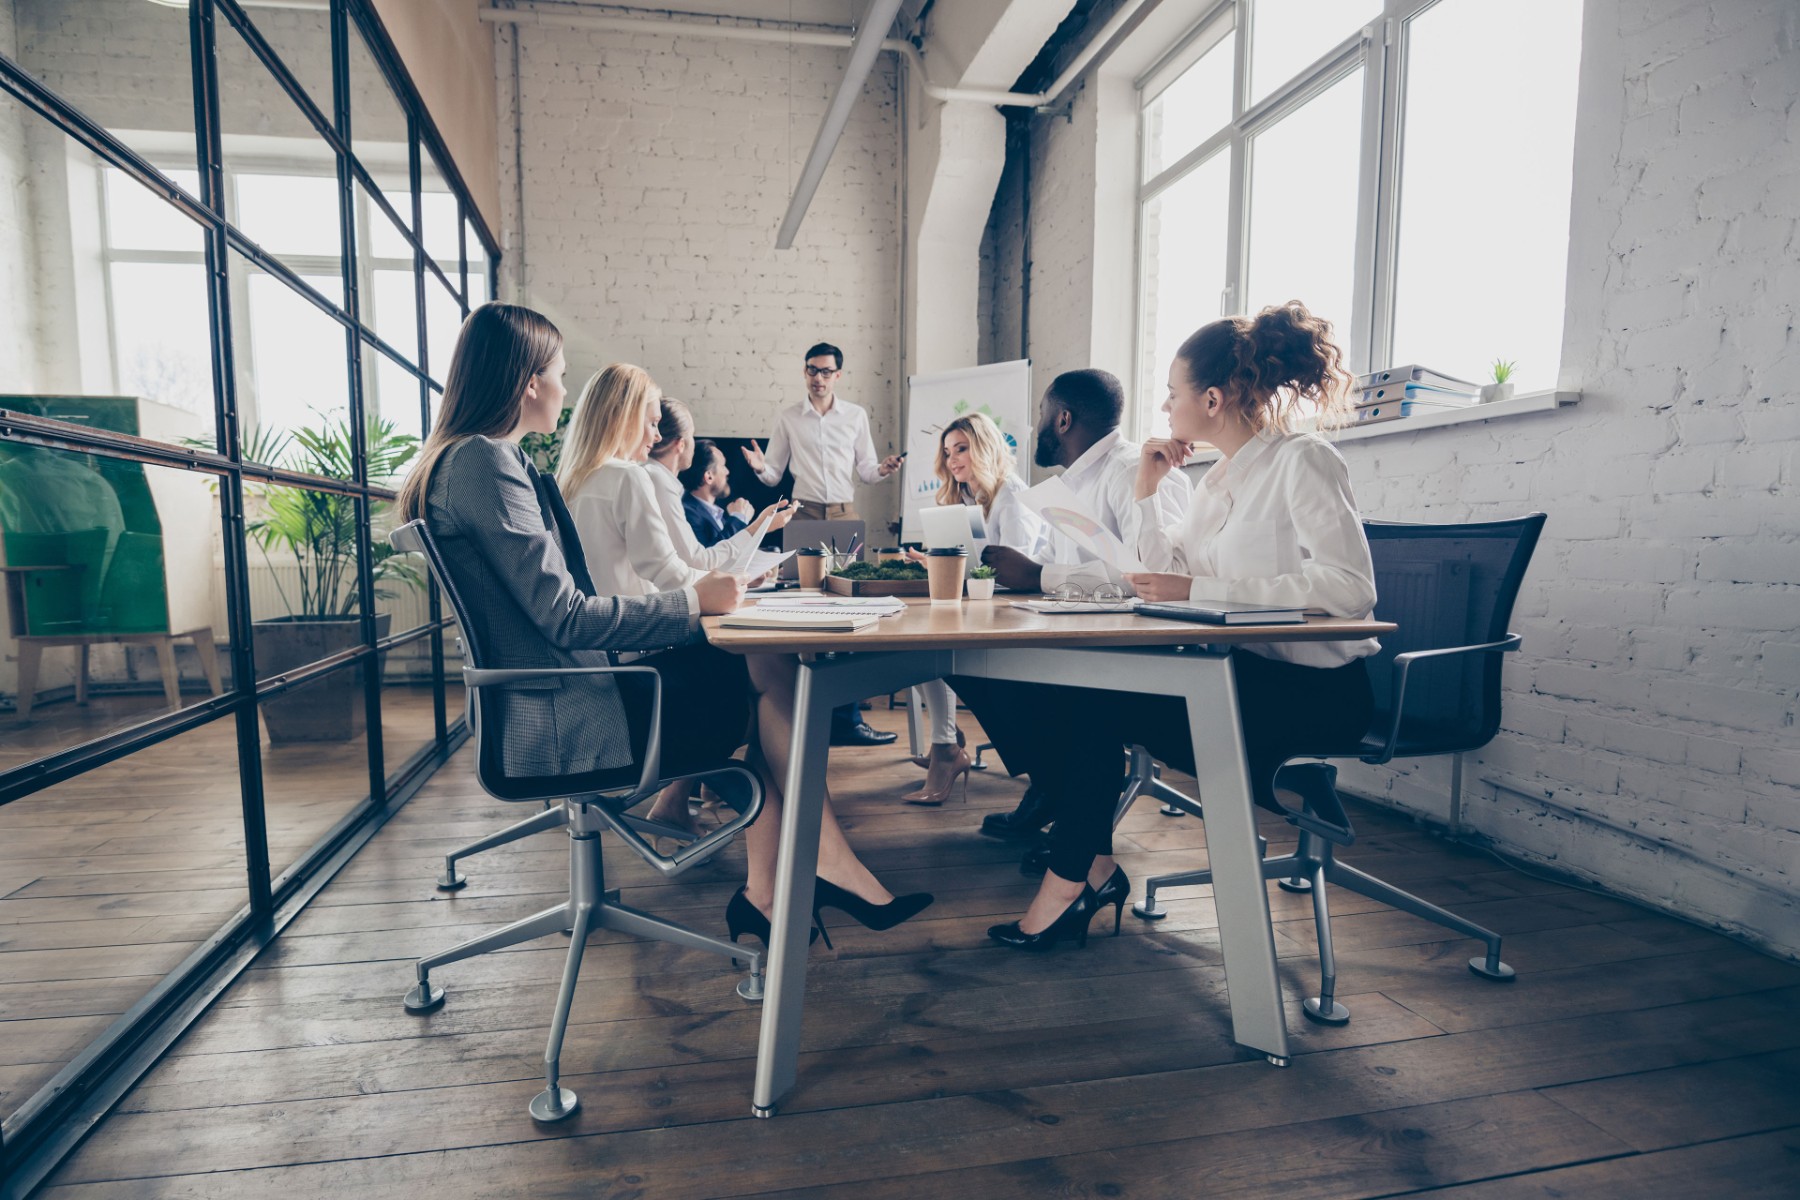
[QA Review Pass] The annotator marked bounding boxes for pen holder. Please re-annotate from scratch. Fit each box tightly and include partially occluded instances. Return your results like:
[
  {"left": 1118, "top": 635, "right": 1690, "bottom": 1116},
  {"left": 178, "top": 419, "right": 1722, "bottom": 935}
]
[
  {"left": 925, "top": 547, "right": 968, "bottom": 603},
  {"left": 796, "top": 549, "right": 828, "bottom": 589}
]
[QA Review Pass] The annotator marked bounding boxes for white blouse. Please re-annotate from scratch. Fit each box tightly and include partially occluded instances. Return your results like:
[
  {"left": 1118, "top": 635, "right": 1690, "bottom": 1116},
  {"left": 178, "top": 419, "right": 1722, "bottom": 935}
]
[
  {"left": 1041, "top": 430, "right": 1192, "bottom": 592},
  {"left": 565, "top": 460, "right": 701, "bottom": 614},
  {"left": 1136, "top": 431, "right": 1378, "bottom": 668},
  {"left": 961, "top": 475, "right": 1047, "bottom": 559},
  {"left": 644, "top": 458, "right": 767, "bottom": 572}
]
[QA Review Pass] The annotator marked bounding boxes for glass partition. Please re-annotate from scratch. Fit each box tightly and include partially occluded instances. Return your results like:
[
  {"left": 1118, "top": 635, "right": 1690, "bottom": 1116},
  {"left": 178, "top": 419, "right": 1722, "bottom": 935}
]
[
  {"left": 0, "top": 91, "right": 218, "bottom": 453},
  {"left": 0, "top": 0, "right": 481, "bottom": 1182}
]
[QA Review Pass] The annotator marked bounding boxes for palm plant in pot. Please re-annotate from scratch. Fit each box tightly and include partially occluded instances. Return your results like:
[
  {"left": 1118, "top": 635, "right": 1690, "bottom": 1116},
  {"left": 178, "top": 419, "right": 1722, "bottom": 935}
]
[{"left": 246, "top": 416, "right": 421, "bottom": 743}]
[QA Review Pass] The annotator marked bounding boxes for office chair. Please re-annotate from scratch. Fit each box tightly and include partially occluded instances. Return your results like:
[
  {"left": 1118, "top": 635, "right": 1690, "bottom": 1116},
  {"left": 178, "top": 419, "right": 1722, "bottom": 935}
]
[
  {"left": 391, "top": 520, "right": 766, "bottom": 1123},
  {"left": 1134, "top": 514, "right": 1547, "bottom": 1026}
]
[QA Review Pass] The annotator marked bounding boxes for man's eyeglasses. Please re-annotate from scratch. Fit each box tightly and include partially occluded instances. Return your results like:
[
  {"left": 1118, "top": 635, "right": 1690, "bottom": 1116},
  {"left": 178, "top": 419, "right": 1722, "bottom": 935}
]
[
  {"left": 1045, "top": 582, "right": 1134, "bottom": 610},
  {"left": 804, "top": 366, "right": 840, "bottom": 378}
]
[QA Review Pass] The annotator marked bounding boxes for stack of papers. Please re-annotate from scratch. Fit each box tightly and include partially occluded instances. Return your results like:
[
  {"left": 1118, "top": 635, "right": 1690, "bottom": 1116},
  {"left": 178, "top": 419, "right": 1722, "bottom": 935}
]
[
  {"left": 717, "top": 609, "right": 882, "bottom": 632},
  {"left": 1011, "top": 599, "right": 1140, "bottom": 614},
  {"left": 755, "top": 596, "right": 906, "bottom": 615}
]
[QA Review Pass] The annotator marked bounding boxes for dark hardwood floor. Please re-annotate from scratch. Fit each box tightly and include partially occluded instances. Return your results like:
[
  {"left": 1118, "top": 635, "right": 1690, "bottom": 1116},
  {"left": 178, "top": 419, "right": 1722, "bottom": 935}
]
[
  {"left": 36, "top": 705, "right": 1800, "bottom": 1199},
  {"left": 0, "top": 685, "right": 447, "bottom": 1121}
]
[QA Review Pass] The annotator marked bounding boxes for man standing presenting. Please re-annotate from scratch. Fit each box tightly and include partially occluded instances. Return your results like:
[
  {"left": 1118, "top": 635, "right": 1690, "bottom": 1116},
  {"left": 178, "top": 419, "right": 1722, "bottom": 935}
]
[
  {"left": 742, "top": 342, "right": 903, "bottom": 522},
  {"left": 743, "top": 341, "right": 903, "bottom": 747}
]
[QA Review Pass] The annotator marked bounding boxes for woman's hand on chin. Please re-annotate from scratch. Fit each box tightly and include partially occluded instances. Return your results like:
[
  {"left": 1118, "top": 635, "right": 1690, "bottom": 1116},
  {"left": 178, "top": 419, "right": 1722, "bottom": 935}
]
[
  {"left": 1135, "top": 439, "right": 1193, "bottom": 500},
  {"left": 1124, "top": 572, "right": 1194, "bottom": 603}
]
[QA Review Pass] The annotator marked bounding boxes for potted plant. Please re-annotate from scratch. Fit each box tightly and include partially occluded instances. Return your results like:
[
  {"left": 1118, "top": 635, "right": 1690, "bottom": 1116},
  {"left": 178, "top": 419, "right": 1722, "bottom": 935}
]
[
  {"left": 247, "top": 417, "right": 422, "bottom": 742},
  {"left": 1480, "top": 359, "right": 1517, "bottom": 404},
  {"left": 966, "top": 563, "right": 998, "bottom": 600}
]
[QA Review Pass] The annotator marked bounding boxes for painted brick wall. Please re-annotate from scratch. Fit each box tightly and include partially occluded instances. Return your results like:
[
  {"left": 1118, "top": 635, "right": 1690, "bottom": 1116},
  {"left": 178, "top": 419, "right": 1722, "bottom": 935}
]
[
  {"left": 0, "top": 1, "right": 39, "bottom": 389},
  {"left": 496, "top": 22, "right": 905, "bottom": 535},
  {"left": 988, "top": 0, "right": 1800, "bottom": 957}
]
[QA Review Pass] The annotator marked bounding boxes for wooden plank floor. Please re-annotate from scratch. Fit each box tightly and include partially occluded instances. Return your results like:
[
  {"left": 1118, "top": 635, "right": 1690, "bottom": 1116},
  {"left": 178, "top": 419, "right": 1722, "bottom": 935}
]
[
  {"left": 0, "top": 684, "right": 447, "bottom": 1120},
  {"left": 38, "top": 705, "right": 1800, "bottom": 1199}
]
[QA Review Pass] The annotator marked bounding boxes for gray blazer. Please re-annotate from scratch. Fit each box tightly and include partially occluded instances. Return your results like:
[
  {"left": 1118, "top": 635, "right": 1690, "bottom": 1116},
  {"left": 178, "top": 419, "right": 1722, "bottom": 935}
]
[{"left": 426, "top": 435, "right": 694, "bottom": 779}]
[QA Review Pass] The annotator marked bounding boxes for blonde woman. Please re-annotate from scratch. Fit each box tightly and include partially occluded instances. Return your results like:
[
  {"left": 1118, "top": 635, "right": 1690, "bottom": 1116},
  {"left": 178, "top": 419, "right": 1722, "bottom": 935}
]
[
  {"left": 902, "top": 412, "right": 1045, "bottom": 805},
  {"left": 559, "top": 363, "right": 932, "bottom": 941}
]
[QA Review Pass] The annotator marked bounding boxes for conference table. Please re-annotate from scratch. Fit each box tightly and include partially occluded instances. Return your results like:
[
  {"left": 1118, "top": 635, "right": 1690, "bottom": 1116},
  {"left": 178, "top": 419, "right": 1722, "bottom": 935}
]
[{"left": 703, "top": 595, "right": 1394, "bottom": 1117}]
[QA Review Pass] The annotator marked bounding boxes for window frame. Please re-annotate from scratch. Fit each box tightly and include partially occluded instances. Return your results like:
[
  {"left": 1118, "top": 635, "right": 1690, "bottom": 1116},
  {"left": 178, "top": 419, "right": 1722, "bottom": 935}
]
[{"left": 1130, "top": 0, "right": 1576, "bottom": 430}]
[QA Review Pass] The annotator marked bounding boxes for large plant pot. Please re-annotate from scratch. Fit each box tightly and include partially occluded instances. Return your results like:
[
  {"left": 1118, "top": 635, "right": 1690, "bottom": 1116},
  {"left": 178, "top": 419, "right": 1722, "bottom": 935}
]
[{"left": 253, "top": 613, "right": 391, "bottom": 743}]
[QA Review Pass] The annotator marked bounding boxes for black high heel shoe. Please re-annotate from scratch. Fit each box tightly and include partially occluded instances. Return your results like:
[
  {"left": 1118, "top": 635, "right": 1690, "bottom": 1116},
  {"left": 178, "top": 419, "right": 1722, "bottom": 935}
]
[
  {"left": 1091, "top": 866, "right": 1129, "bottom": 937},
  {"left": 726, "top": 886, "right": 819, "bottom": 949},
  {"left": 987, "top": 885, "right": 1097, "bottom": 951},
  {"left": 810, "top": 879, "right": 935, "bottom": 949}
]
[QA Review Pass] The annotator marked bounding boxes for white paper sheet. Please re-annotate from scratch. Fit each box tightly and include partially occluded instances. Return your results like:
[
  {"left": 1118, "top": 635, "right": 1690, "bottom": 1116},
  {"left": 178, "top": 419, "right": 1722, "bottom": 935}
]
[
  {"left": 1018, "top": 476, "right": 1145, "bottom": 573},
  {"left": 728, "top": 506, "right": 783, "bottom": 575},
  {"left": 739, "top": 547, "right": 796, "bottom": 580}
]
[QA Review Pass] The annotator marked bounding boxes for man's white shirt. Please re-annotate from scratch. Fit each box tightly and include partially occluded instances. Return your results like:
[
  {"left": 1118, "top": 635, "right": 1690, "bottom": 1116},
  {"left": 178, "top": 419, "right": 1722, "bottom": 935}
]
[
  {"left": 1038, "top": 430, "right": 1193, "bottom": 593},
  {"left": 751, "top": 395, "right": 883, "bottom": 504}
]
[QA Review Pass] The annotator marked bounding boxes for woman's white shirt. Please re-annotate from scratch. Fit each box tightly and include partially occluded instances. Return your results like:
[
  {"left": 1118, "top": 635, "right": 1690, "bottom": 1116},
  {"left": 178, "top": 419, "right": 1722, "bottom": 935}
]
[
  {"left": 1136, "top": 431, "right": 1378, "bottom": 667},
  {"left": 644, "top": 458, "right": 765, "bottom": 572},
  {"left": 965, "top": 475, "right": 1046, "bottom": 559},
  {"left": 565, "top": 460, "right": 702, "bottom": 612}
]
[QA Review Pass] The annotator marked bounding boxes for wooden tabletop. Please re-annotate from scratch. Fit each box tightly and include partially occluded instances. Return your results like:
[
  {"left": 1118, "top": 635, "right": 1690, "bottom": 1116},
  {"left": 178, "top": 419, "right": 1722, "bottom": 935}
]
[{"left": 702, "top": 594, "right": 1394, "bottom": 655}]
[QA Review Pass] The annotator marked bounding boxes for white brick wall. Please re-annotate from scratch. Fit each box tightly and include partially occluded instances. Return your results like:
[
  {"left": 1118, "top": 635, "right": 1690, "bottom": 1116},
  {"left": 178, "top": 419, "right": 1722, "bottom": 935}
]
[
  {"left": 986, "top": 0, "right": 1800, "bottom": 957},
  {"left": 0, "top": 1, "right": 39, "bottom": 390},
  {"left": 495, "top": 23, "right": 905, "bottom": 535}
]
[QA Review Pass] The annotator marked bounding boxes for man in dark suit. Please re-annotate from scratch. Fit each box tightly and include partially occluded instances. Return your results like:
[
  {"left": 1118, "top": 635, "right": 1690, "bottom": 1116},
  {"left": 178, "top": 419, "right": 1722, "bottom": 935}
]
[{"left": 678, "top": 439, "right": 753, "bottom": 548}]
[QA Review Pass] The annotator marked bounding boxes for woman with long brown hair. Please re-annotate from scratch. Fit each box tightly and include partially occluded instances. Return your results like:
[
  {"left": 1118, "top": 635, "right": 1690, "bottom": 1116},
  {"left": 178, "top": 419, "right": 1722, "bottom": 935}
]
[
  {"left": 405, "top": 306, "right": 929, "bottom": 950},
  {"left": 953, "top": 301, "right": 1379, "bottom": 949}
]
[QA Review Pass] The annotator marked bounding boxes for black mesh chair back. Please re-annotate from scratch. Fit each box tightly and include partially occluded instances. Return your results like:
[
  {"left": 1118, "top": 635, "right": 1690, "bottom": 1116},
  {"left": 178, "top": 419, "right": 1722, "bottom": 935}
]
[
  {"left": 390, "top": 519, "right": 654, "bottom": 802},
  {"left": 1361, "top": 514, "right": 1546, "bottom": 760}
]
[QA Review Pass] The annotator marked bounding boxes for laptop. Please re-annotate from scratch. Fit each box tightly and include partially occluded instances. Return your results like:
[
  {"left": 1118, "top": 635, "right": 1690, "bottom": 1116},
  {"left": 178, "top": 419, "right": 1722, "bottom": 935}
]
[{"left": 780, "top": 519, "right": 866, "bottom": 579}]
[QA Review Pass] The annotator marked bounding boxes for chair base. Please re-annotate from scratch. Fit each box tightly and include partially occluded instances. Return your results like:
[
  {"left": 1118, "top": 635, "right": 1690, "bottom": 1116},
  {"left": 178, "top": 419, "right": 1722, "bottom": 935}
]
[
  {"left": 402, "top": 802, "right": 761, "bottom": 1122},
  {"left": 1303, "top": 997, "right": 1350, "bottom": 1026},
  {"left": 529, "top": 1086, "right": 580, "bottom": 1123},
  {"left": 435, "top": 868, "right": 467, "bottom": 891},
  {"left": 1135, "top": 826, "right": 1514, "bottom": 1028},
  {"left": 402, "top": 981, "right": 445, "bottom": 1013},
  {"left": 1469, "top": 955, "right": 1516, "bottom": 981}
]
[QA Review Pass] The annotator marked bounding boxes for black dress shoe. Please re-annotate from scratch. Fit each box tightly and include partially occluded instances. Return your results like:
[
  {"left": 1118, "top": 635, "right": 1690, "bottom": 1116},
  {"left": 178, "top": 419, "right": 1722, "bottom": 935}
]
[
  {"left": 980, "top": 784, "right": 1052, "bottom": 840},
  {"left": 831, "top": 720, "right": 898, "bottom": 747}
]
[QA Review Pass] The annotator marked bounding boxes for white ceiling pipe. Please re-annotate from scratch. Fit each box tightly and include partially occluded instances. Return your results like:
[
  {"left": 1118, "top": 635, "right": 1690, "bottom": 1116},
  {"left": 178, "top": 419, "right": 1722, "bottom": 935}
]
[
  {"left": 478, "top": 3, "right": 1157, "bottom": 111},
  {"left": 774, "top": 0, "right": 905, "bottom": 248}
]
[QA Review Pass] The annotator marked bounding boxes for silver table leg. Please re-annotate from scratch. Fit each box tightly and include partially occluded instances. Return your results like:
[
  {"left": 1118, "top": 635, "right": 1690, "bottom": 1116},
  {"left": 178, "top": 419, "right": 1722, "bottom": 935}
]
[
  {"left": 751, "top": 658, "right": 834, "bottom": 1117},
  {"left": 1169, "top": 652, "right": 1290, "bottom": 1062}
]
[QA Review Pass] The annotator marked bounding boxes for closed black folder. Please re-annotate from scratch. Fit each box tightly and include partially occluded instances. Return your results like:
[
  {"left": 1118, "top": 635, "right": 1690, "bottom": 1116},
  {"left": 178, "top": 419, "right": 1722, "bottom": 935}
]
[{"left": 1136, "top": 600, "right": 1306, "bottom": 625}]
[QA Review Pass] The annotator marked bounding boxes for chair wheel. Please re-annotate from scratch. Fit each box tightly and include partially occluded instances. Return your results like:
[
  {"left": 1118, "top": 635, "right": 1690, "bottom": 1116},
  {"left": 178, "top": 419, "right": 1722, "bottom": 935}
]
[
  {"left": 1277, "top": 877, "right": 1313, "bottom": 893},
  {"left": 1132, "top": 899, "right": 1167, "bottom": 921},
  {"left": 736, "top": 974, "right": 765, "bottom": 1002},
  {"left": 1469, "top": 956, "right": 1516, "bottom": 981},
  {"left": 435, "top": 869, "right": 467, "bottom": 891},
  {"left": 1302, "top": 997, "right": 1350, "bottom": 1026},
  {"left": 402, "top": 981, "right": 444, "bottom": 1013},
  {"left": 528, "top": 1086, "right": 579, "bottom": 1122}
]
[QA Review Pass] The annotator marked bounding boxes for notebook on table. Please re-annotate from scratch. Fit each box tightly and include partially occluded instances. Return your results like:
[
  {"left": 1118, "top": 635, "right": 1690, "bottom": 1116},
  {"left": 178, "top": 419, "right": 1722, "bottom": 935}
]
[
  {"left": 1135, "top": 600, "right": 1307, "bottom": 625},
  {"left": 716, "top": 609, "right": 882, "bottom": 632}
]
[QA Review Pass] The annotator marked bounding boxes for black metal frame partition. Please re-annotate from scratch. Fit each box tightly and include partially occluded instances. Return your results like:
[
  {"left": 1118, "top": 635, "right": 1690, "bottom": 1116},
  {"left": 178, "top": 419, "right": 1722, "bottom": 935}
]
[{"left": 0, "top": 2, "right": 497, "bottom": 1193}]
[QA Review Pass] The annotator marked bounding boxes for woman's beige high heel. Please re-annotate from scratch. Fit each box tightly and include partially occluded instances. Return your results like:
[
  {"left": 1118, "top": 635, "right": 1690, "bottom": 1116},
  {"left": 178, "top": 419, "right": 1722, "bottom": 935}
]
[
  {"left": 907, "top": 726, "right": 965, "bottom": 769},
  {"left": 902, "top": 746, "right": 972, "bottom": 807}
]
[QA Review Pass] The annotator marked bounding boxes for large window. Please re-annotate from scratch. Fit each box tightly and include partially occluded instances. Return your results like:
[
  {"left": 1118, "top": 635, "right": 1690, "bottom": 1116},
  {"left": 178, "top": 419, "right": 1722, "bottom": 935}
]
[
  {"left": 0, "top": 1, "right": 498, "bottom": 1191},
  {"left": 1135, "top": 0, "right": 1583, "bottom": 431}
]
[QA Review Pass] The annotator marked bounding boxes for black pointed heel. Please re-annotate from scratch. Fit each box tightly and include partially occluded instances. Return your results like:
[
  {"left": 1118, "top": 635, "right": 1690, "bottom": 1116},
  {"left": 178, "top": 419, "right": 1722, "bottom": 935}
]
[
  {"left": 726, "top": 886, "right": 819, "bottom": 949},
  {"left": 987, "top": 885, "right": 1097, "bottom": 951},
  {"left": 811, "top": 879, "right": 934, "bottom": 948},
  {"left": 1092, "top": 866, "right": 1129, "bottom": 936}
]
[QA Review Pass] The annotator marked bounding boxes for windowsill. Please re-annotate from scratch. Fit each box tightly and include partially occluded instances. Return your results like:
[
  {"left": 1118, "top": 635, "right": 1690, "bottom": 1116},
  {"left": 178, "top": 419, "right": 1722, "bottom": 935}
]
[{"left": 1179, "top": 390, "right": 1581, "bottom": 465}]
